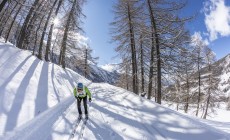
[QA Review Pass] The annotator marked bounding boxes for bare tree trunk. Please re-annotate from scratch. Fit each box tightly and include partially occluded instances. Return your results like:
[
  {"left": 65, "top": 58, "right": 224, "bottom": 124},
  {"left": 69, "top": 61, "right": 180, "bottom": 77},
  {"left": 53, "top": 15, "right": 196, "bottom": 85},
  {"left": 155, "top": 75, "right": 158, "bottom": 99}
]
[
  {"left": 147, "top": 0, "right": 161, "bottom": 104},
  {"left": 0, "top": 0, "right": 8, "bottom": 13},
  {"left": 203, "top": 92, "right": 210, "bottom": 119},
  {"left": 196, "top": 70, "right": 201, "bottom": 116},
  {"left": 140, "top": 35, "right": 145, "bottom": 93},
  {"left": 175, "top": 80, "right": 180, "bottom": 111},
  {"left": 155, "top": 76, "right": 157, "bottom": 102},
  {"left": 45, "top": 0, "right": 63, "bottom": 61},
  {"left": 226, "top": 96, "right": 230, "bottom": 110},
  {"left": 84, "top": 48, "right": 88, "bottom": 77},
  {"left": 147, "top": 28, "right": 155, "bottom": 99},
  {"left": 147, "top": 0, "right": 155, "bottom": 99},
  {"left": 59, "top": 0, "right": 77, "bottom": 68},
  {"left": 125, "top": 63, "right": 129, "bottom": 90},
  {"left": 184, "top": 69, "right": 190, "bottom": 113},
  {"left": 156, "top": 36, "right": 161, "bottom": 104},
  {"left": 0, "top": 1, "right": 18, "bottom": 36},
  {"left": 5, "top": 0, "right": 26, "bottom": 43},
  {"left": 127, "top": 2, "right": 138, "bottom": 94},
  {"left": 24, "top": 0, "right": 46, "bottom": 50},
  {"left": 17, "top": 0, "right": 40, "bottom": 49},
  {"left": 0, "top": 0, "right": 11, "bottom": 25},
  {"left": 33, "top": 14, "right": 46, "bottom": 55},
  {"left": 37, "top": 0, "right": 58, "bottom": 59},
  {"left": 203, "top": 62, "right": 212, "bottom": 119}
]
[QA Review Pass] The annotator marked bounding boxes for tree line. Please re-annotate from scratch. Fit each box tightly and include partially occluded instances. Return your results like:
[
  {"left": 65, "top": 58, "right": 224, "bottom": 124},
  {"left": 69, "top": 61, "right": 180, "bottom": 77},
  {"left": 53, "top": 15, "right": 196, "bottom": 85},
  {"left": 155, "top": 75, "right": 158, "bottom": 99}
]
[
  {"left": 0, "top": 0, "right": 96, "bottom": 77},
  {"left": 0, "top": 0, "right": 226, "bottom": 119},
  {"left": 111, "top": 0, "right": 223, "bottom": 118}
]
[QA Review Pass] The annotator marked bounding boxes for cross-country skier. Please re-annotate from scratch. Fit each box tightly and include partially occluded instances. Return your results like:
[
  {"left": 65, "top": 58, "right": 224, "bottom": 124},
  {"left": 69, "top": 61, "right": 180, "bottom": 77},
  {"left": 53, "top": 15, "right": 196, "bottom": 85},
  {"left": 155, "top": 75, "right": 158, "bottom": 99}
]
[{"left": 73, "top": 83, "right": 92, "bottom": 119}]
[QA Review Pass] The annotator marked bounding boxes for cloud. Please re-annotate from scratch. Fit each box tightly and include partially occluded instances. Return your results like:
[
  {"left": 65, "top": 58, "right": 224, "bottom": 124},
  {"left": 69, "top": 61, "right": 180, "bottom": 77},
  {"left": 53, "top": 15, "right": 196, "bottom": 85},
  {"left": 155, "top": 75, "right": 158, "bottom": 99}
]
[{"left": 204, "top": 0, "right": 230, "bottom": 41}]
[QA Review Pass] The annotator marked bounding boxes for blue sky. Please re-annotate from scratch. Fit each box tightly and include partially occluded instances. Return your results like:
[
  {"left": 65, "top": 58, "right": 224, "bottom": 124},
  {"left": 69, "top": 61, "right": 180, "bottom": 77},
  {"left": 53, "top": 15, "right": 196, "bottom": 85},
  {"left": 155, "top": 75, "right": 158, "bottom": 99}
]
[{"left": 82, "top": 0, "right": 230, "bottom": 66}]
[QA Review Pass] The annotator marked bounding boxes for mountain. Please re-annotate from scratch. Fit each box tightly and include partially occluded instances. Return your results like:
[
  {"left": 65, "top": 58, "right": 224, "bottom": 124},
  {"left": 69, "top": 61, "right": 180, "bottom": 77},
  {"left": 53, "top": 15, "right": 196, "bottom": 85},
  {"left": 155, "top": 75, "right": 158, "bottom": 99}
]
[
  {"left": 194, "top": 53, "right": 230, "bottom": 97},
  {"left": 100, "top": 63, "right": 120, "bottom": 72},
  {"left": 86, "top": 64, "right": 120, "bottom": 84},
  {"left": 51, "top": 54, "right": 120, "bottom": 85},
  {"left": 167, "top": 53, "right": 230, "bottom": 98},
  {"left": 211, "top": 54, "right": 230, "bottom": 97}
]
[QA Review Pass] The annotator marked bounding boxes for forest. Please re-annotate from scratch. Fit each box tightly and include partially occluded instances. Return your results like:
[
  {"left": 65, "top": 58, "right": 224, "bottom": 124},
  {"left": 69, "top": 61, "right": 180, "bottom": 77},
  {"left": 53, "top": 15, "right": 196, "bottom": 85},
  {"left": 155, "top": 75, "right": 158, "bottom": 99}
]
[{"left": 0, "top": 0, "right": 229, "bottom": 119}]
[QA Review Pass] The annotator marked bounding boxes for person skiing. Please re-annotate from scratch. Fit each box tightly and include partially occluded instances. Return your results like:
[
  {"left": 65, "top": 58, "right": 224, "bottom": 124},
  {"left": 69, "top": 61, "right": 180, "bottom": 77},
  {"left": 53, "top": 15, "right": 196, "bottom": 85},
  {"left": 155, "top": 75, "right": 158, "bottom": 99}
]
[{"left": 74, "top": 82, "right": 92, "bottom": 119}]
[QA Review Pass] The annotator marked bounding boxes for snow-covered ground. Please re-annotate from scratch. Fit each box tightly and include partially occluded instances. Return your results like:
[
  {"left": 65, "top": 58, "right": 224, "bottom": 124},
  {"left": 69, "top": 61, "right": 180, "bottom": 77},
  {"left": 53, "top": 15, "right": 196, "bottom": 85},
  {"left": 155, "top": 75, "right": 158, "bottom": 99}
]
[
  {"left": 162, "top": 101, "right": 230, "bottom": 134},
  {"left": 0, "top": 41, "right": 230, "bottom": 140}
]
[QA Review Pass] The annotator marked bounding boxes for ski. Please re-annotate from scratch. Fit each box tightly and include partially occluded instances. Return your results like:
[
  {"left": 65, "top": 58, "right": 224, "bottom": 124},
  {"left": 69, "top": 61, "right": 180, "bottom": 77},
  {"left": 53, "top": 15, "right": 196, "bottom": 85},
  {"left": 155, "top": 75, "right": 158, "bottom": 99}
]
[
  {"left": 78, "top": 117, "right": 88, "bottom": 140},
  {"left": 68, "top": 117, "right": 82, "bottom": 140}
]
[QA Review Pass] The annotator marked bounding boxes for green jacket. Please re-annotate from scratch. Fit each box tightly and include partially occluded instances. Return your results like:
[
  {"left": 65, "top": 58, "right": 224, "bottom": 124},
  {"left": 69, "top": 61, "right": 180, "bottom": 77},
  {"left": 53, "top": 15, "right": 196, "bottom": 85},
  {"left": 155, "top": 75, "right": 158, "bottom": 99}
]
[{"left": 73, "top": 86, "right": 91, "bottom": 98}]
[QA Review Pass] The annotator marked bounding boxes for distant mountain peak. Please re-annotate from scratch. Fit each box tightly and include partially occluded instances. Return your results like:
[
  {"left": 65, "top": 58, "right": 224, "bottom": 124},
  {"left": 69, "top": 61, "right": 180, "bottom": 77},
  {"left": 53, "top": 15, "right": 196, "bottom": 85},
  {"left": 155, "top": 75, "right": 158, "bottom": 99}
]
[{"left": 100, "top": 63, "right": 119, "bottom": 73}]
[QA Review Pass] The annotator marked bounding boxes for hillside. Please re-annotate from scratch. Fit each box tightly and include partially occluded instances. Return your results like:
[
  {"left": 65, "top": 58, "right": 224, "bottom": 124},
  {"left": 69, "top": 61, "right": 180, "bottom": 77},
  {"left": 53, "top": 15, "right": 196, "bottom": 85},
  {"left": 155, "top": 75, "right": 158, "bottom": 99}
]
[
  {"left": 0, "top": 42, "right": 229, "bottom": 140},
  {"left": 52, "top": 53, "right": 120, "bottom": 85},
  {"left": 195, "top": 53, "right": 230, "bottom": 97},
  {"left": 166, "top": 53, "right": 230, "bottom": 101}
]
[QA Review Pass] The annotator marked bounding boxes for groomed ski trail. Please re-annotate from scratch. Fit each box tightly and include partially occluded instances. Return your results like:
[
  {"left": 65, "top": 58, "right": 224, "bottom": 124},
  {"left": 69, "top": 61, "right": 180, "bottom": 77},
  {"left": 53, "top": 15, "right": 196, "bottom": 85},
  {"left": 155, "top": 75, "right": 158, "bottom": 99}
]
[
  {"left": 2, "top": 83, "right": 230, "bottom": 140},
  {"left": 68, "top": 118, "right": 82, "bottom": 140}
]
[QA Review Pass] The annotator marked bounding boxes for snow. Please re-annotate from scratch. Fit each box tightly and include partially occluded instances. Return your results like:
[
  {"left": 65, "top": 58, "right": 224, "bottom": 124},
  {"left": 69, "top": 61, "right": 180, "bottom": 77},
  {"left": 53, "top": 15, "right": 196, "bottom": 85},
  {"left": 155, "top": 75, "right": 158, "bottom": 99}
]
[
  {"left": 100, "top": 64, "right": 118, "bottom": 73},
  {"left": 0, "top": 42, "right": 230, "bottom": 140},
  {"left": 218, "top": 54, "right": 230, "bottom": 97},
  {"left": 162, "top": 101, "right": 230, "bottom": 134}
]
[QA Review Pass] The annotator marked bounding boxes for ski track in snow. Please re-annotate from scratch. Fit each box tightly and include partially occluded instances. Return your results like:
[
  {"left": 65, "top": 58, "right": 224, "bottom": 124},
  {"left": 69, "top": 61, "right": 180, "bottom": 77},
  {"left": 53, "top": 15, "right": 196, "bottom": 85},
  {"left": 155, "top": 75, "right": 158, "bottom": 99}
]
[
  {"left": 0, "top": 42, "right": 230, "bottom": 140},
  {"left": 2, "top": 83, "right": 230, "bottom": 140}
]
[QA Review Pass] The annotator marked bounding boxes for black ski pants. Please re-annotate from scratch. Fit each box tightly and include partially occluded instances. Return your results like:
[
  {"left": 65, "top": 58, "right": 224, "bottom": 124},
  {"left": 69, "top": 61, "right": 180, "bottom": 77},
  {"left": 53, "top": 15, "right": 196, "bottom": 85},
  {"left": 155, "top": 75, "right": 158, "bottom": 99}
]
[{"left": 77, "top": 96, "right": 88, "bottom": 115}]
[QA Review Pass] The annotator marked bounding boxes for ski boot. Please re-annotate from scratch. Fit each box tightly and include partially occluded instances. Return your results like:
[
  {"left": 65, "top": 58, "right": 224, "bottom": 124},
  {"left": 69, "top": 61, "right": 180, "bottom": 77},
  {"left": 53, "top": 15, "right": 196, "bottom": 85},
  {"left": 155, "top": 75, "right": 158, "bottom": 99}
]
[
  {"left": 78, "top": 114, "right": 82, "bottom": 120},
  {"left": 85, "top": 114, "right": 89, "bottom": 119}
]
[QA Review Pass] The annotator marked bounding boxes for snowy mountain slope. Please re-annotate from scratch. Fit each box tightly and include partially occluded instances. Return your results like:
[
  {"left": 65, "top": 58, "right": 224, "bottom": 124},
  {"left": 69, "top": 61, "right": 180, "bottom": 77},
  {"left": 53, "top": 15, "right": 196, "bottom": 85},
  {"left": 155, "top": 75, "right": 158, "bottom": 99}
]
[
  {"left": 100, "top": 63, "right": 120, "bottom": 73},
  {"left": 194, "top": 53, "right": 230, "bottom": 97},
  {"left": 217, "top": 54, "right": 230, "bottom": 97},
  {"left": 166, "top": 53, "right": 230, "bottom": 104},
  {"left": 0, "top": 42, "right": 230, "bottom": 140},
  {"left": 54, "top": 54, "right": 120, "bottom": 85},
  {"left": 89, "top": 64, "right": 119, "bottom": 84}
]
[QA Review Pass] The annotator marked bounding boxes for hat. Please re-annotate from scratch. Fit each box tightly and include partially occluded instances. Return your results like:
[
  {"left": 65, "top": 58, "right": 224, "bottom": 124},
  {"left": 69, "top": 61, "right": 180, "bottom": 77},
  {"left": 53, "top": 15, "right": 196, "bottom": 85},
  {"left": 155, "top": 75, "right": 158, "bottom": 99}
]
[{"left": 77, "top": 83, "right": 83, "bottom": 89}]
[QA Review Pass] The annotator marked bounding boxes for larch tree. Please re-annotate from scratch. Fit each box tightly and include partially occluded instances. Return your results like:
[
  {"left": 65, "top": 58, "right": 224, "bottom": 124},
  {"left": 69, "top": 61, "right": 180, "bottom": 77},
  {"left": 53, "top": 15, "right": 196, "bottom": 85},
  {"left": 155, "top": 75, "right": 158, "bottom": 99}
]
[
  {"left": 45, "top": 0, "right": 64, "bottom": 62},
  {"left": 5, "top": 0, "right": 27, "bottom": 43},
  {"left": 0, "top": 1, "right": 18, "bottom": 36},
  {"left": 202, "top": 47, "right": 220, "bottom": 119},
  {"left": 191, "top": 33, "right": 206, "bottom": 116},
  {"left": 59, "top": 0, "right": 85, "bottom": 68},
  {"left": 17, "top": 0, "right": 41, "bottom": 49},
  {"left": 111, "top": 0, "right": 142, "bottom": 94},
  {"left": 81, "top": 45, "right": 98, "bottom": 78},
  {"left": 179, "top": 47, "right": 194, "bottom": 113},
  {"left": 37, "top": 0, "right": 59, "bottom": 60},
  {"left": 0, "top": 0, "right": 8, "bottom": 13},
  {"left": 144, "top": 0, "right": 191, "bottom": 104}
]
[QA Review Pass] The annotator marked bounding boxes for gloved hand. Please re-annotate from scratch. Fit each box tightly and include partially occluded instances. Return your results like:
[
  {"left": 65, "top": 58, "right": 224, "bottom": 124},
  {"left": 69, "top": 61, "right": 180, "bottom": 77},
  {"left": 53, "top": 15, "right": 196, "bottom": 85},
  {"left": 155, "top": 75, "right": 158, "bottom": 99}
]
[
  {"left": 75, "top": 96, "right": 78, "bottom": 99},
  {"left": 89, "top": 98, "right": 92, "bottom": 102}
]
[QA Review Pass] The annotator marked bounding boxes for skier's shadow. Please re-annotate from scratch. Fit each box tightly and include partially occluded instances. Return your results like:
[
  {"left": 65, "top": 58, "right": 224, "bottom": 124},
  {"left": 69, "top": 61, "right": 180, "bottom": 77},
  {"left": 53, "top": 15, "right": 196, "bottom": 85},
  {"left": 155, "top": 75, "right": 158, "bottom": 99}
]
[{"left": 87, "top": 118, "right": 124, "bottom": 140}]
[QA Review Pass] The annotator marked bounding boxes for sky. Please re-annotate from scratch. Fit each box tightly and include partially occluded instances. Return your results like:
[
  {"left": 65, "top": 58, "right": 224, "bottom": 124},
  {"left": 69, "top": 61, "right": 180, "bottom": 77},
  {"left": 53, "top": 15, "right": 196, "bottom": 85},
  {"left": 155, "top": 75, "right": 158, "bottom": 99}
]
[{"left": 82, "top": 0, "right": 230, "bottom": 67}]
